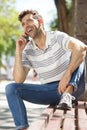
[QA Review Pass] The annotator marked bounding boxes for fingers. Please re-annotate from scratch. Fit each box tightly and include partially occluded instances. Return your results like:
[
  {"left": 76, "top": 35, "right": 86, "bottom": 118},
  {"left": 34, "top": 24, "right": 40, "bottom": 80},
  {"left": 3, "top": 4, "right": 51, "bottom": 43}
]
[
  {"left": 20, "top": 35, "right": 27, "bottom": 43},
  {"left": 17, "top": 34, "right": 28, "bottom": 45},
  {"left": 17, "top": 38, "right": 25, "bottom": 44},
  {"left": 58, "top": 84, "right": 67, "bottom": 94},
  {"left": 21, "top": 33, "right": 29, "bottom": 41},
  {"left": 58, "top": 86, "right": 61, "bottom": 94}
]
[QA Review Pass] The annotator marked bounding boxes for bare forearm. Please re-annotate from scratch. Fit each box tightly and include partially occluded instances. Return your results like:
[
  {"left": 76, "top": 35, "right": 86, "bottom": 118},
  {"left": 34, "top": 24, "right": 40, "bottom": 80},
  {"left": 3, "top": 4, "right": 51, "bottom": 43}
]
[
  {"left": 58, "top": 37, "right": 87, "bottom": 94},
  {"left": 13, "top": 34, "right": 30, "bottom": 83},
  {"left": 66, "top": 39, "right": 86, "bottom": 74},
  {"left": 68, "top": 52, "right": 85, "bottom": 74},
  {"left": 13, "top": 52, "right": 27, "bottom": 83}
]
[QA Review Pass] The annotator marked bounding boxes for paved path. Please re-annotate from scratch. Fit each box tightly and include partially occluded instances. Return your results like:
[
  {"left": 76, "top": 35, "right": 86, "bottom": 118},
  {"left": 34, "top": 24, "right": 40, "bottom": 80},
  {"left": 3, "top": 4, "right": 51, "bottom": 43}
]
[{"left": 0, "top": 80, "right": 48, "bottom": 130}]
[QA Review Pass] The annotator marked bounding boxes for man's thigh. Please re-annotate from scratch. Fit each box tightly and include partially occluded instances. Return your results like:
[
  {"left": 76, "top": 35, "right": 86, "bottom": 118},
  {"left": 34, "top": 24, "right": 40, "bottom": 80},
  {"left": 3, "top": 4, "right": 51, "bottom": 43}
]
[{"left": 20, "top": 81, "right": 61, "bottom": 105}]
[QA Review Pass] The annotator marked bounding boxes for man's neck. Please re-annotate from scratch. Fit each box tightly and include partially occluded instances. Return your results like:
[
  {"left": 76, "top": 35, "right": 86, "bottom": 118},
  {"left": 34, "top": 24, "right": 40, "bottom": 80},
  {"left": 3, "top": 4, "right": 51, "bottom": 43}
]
[{"left": 34, "top": 30, "right": 46, "bottom": 50}]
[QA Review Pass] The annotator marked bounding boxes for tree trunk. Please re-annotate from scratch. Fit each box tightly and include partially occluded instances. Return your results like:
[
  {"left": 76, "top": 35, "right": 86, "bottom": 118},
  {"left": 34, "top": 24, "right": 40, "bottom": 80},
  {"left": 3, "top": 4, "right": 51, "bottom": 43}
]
[
  {"left": 54, "top": 0, "right": 76, "bottom": 36},
  {"left": 76, "top": 0, "right": 87, "bottom": 44},
  {"left": 75, "top": 0, "right": 87, "bottom": 101},
  {"left": 68, "top": 0, "right": 76, "bottom": 36},
  {"left": 75, "top": 0, "right": 87, "bottom": 81},
  {"left": 54, "top": 0, "right": 68, "bottom": 33}
]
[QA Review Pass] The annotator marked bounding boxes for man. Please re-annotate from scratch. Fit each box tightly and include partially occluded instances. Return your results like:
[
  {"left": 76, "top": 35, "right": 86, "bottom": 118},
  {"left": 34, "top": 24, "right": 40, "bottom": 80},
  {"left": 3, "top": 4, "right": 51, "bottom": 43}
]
[{"left": 5, "top": 10, "right": 87, "bottom": 130}]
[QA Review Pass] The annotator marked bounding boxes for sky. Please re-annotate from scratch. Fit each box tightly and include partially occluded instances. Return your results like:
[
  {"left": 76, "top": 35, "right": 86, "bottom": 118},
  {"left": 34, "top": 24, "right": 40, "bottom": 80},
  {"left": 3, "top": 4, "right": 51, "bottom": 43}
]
[{"left": 15, "top": 0, "right": 57, "bottom": 30}]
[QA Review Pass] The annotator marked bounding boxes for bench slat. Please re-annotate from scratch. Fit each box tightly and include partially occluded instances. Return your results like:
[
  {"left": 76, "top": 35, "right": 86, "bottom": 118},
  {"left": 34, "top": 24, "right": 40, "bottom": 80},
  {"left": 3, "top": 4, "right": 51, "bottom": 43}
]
[
  {"left": 63, "top": 108, "right": 75, "bottom": 130},
  {"left": 29, "top": 106, "right": 56, "bottom": 130},
  {"left": 78, "top": 107, "right": 87, "bottom": 130},
  {"left": 29, "top": 101, "right": 87, "bottom": 130},
  {"left": 46, "top": 109, "right": 63, "bottom": 130}
]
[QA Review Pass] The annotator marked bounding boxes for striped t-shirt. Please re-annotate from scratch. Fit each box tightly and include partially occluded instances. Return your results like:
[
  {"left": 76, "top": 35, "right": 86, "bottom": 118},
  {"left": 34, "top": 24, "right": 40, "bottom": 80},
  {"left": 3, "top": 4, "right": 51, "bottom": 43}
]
[{"left": 22, "top": 31, "right": 72, "bottom": 84}]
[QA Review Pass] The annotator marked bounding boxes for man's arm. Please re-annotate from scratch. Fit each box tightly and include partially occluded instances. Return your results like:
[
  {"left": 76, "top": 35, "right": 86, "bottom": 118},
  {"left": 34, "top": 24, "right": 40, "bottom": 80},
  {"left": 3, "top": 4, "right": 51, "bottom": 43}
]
[
  {"left": 58, "top": 38, "right": 87, "bottom": 94},
  {"left": 66, "top": 38, "right": 86, "bottom": 73},
  {"left": 13, "top": 51, "right": 30, "bottom": 83},
  {"left": 13, "top": 34, "right": 30, "bottom": 83}
]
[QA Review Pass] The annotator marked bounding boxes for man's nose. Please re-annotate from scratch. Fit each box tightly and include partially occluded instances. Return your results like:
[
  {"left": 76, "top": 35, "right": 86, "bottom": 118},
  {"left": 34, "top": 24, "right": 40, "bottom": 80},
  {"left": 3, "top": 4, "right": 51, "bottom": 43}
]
[{"left": 24, "top": 22, "right": 28, "bottom": 29}]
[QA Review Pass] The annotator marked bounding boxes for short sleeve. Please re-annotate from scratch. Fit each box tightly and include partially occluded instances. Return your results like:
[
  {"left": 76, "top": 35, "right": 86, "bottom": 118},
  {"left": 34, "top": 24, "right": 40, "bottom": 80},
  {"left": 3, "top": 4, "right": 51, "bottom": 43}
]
[
  {"left": 56, "top": 31, "right": 72, "bottom": 51},
  {"left": 22, "top": 51, "right": 32, "bottom": 68}
]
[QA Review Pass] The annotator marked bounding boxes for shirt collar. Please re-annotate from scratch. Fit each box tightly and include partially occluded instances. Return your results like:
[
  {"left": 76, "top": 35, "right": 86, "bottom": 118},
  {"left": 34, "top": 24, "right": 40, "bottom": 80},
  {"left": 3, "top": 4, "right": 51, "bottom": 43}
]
[
  {"left": 31, "top": 39, "right": 38, "bottom": 50},
  {"left": 31, "top": 31, "right": 51, "bottom": 50},
  {"left": 45, "top": 31, "right": 51, "bottom": 48}
]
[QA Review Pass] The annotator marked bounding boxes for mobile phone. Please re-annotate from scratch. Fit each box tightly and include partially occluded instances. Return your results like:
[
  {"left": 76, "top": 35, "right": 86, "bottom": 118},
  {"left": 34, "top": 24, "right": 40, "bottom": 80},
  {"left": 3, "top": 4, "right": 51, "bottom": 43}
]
[{"left": 24, "top": 33, "right": 29, "bottom": 42}]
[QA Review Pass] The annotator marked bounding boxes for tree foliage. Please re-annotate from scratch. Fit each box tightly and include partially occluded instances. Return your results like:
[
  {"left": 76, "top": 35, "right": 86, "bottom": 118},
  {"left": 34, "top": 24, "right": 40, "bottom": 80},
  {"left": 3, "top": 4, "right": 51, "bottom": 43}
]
[{"left": 0, "top": 0, "right": 22, "bottom": 70}]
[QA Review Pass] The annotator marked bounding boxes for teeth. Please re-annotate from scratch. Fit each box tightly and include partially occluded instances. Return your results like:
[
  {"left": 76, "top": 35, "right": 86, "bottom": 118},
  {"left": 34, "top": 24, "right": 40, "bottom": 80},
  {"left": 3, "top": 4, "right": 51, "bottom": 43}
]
[
  {"left": 26, "top": 27, "right": 33, "bottom": 33},
  {"left": 27, "top": 29, "right": 30, "bottom": 32},
  {"left": 27, "top": 28, "right": 32, "bottom": 33}
]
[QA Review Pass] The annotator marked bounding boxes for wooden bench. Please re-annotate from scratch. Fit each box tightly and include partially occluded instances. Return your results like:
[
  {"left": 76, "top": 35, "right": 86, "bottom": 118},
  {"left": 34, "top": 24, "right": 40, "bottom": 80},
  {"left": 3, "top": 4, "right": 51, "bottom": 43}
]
[{"left": 29, "top": 101, "right": 87, "bottom": 130}]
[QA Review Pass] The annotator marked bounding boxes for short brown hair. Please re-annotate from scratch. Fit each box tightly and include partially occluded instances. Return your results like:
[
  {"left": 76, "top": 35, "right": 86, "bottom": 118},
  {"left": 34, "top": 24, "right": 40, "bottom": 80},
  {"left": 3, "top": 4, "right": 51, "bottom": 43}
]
[{"left": 18, "top": 9, "right": 43, "bottom": 23}]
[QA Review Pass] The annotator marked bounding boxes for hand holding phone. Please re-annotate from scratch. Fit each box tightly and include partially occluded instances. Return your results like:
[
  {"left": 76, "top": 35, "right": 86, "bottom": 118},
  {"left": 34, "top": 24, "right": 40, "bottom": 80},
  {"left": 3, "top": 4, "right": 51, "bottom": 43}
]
[
  {"left": 24, "top": 33, "right": 29, "bottom": 42},
  {"left": 16, "top": 33, "right": 29, "bottom": 51}
]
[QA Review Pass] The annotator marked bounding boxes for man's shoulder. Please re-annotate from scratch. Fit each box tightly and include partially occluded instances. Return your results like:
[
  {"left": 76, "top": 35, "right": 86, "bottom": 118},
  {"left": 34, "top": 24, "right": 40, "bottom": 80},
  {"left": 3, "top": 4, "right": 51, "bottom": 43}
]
[{"left": 46, "top": 30, "right": 67, "bottom": 37}]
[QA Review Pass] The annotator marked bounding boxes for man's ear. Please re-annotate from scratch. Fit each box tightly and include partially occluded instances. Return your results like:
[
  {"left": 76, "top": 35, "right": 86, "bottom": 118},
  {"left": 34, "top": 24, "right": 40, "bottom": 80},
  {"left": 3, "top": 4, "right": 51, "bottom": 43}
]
[{"left": 38, "top": 18, "right": 43, "bottom": 24}]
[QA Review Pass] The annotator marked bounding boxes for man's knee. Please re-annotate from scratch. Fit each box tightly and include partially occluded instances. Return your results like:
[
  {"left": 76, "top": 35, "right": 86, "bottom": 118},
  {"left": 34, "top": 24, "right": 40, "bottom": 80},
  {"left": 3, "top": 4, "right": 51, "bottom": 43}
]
[{"left": 5, "top": 83, "right": 17, "bottom": 96}]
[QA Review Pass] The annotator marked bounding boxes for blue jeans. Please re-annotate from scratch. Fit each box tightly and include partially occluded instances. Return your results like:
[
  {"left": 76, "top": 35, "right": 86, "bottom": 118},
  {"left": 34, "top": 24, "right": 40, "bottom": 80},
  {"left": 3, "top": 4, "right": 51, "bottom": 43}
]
[{"left": 5, "top": 62, "right": 86, "bottom": 130}]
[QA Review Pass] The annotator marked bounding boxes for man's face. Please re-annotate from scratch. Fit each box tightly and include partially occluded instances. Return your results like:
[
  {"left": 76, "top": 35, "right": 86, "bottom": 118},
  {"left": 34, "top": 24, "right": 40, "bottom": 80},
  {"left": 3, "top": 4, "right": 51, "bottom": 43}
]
[{"left": 21, "top": 14, "right": 40, "bottom": 38}]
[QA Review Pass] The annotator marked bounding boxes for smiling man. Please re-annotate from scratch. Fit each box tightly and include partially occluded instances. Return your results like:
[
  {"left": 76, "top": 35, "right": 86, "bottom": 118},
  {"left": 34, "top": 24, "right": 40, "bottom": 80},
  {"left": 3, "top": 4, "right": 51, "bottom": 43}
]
[{"left": 5, "top": 10, "right": 87, "bottom": 130}]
